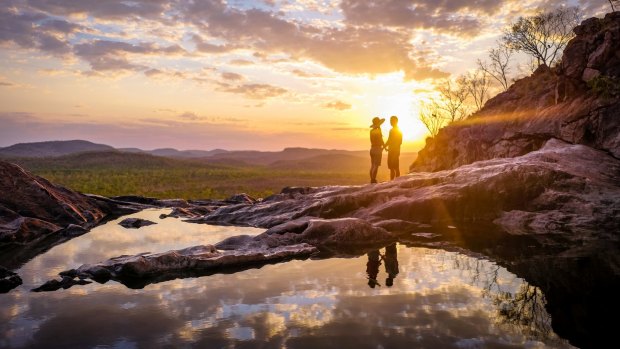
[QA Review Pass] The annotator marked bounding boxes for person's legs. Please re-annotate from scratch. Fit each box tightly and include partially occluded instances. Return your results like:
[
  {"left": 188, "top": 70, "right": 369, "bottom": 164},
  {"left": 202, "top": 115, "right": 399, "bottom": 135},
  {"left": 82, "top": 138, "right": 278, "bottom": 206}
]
[
  {"left": 370, "top": 147, "right": 381, "bottom": 183},
  {"left": 370, "top": 165, "right": 378, "bottom": 183},
  {"left": 388, "top": 150, "right": 400, "bottom": 180}
]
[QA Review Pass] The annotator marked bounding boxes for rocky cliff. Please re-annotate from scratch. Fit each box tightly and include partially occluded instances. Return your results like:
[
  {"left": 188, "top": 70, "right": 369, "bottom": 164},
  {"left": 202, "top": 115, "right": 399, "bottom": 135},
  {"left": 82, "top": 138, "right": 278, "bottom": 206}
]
[
  {"left": 0, "top": 161, "right": 141, "bottom": 274},
  {"left": 411, "top": 12, "right": 620, "bottom": 172}
]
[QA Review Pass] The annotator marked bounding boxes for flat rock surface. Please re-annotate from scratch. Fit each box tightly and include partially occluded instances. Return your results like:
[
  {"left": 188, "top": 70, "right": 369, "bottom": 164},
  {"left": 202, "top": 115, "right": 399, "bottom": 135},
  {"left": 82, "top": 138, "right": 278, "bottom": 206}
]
[
  {"left": 36, "top": 243, "right": 318, "bottom": 290},
  {"left": 189, "top": 140, "right": 620, "bottom": 245}
]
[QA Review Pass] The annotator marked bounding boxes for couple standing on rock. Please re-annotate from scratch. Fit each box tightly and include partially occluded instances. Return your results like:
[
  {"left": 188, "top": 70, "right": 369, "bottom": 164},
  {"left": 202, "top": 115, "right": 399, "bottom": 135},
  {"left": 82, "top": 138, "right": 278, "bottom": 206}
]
[{"left": 370, "top": 116, "right": 402, "bottom": 184}]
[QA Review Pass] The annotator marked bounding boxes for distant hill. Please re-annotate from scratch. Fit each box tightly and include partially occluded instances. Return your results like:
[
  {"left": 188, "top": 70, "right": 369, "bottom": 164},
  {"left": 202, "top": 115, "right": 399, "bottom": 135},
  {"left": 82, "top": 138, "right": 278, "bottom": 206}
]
[
  {"left": 0, "top": 140, "right": 114, "bottom": 158},
  {"left": 271, "top": 152, "right": 417, "bottom": 172},
  {"left": 203, "top": 147, "right": 369, "bottom": 166},
  {"left": 119, "top": 147, "right": 228, "bottom": 158},
  {"left": 0, "top": 140, "right": 417, "bottom": 171},
  {"left": 8, "top": 150, "right": 225, "bottom": 171}
]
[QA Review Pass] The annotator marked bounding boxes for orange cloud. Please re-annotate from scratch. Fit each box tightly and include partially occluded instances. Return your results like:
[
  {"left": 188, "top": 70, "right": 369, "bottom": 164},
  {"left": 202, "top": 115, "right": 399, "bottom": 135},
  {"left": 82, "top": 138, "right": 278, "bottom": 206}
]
[{"left": 324, "top": 101, "right": 352, "bottom": 111}]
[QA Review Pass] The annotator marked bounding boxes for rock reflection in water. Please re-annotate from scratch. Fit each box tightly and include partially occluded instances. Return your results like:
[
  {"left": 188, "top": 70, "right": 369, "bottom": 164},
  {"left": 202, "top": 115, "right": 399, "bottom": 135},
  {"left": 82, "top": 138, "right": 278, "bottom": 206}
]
[{"left": 0, "top": 214, "right": 574, "bottom": 349}]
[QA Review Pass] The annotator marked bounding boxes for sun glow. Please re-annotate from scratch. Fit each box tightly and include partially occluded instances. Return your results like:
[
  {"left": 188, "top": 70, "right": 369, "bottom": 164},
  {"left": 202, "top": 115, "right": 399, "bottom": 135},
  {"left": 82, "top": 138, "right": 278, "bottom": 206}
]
[
  {"left": 373, "top": 93, "right": 429, "bottom": 143},
  {"left": 352, "top": 74, "right": 434, "bottom": 148}
]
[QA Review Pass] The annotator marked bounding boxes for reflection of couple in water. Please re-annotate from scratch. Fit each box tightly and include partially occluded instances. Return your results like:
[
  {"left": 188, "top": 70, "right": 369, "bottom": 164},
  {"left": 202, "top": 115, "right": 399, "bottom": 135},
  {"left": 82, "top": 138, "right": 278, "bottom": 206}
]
[{"left": 366, "top": 243, "right": 399, "bottom": 288}]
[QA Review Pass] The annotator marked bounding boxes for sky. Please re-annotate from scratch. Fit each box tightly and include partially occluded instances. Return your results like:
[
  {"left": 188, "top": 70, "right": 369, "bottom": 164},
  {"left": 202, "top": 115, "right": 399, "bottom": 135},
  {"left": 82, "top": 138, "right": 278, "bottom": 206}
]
[{"left": 0, "top": 0, "right": 612, "bottom": 151}]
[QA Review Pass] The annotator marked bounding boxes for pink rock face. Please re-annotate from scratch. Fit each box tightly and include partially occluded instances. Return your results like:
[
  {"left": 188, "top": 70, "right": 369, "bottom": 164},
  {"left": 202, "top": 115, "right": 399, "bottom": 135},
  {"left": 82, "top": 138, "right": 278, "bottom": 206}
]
[
  {"left": 190, "top": 139, "right": 620, "bottom": 241},
  {"left": 582, "top": 67, "right": 601, "bottom": 81},
  {"left": 0, "top": 161, "right": 112, "bottom": 244},
  {"left": 411, "top": 13, "right": 620, "bottom": 173}
]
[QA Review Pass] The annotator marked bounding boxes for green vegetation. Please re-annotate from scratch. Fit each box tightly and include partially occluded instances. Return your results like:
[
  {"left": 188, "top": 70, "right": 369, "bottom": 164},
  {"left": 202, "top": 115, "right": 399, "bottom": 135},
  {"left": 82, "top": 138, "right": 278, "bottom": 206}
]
[
  {"left": 587, "top": 74, "right": 620, "bottom": 98},
  {"left": 6, "top": 151, "right": 400, "bottom": 200}
]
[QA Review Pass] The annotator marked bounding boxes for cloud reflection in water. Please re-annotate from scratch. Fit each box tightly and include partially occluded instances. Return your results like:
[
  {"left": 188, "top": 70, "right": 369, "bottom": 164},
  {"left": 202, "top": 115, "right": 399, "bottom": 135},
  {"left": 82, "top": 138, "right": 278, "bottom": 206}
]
[{"left": 0, "top": 209, "right": 573, "bottom": 348}]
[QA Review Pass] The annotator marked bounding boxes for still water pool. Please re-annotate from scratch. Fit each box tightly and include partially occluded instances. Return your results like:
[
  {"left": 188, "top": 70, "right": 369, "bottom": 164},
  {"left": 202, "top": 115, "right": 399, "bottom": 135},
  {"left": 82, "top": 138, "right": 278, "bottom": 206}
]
[{"left": 0, "top": 209, "right": 574, "bottom": 348}]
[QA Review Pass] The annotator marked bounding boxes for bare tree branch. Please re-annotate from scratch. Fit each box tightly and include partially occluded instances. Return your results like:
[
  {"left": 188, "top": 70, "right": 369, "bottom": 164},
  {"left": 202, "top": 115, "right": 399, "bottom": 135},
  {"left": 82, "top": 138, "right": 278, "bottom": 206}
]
[
  {"left": 437, "top": 79, "right": 469, "bottom": 123},
  {"left": 460, "top": 70, "right": 491, "bottom": 112},
  {"left": 478, "top": 44, "right": 513, "bottom": 91},
  {"left": 502, "top": 7, "right": 581, "bottom": 67},
  {"left": 418, "top": 99, "right": 446, "bottom": 138}
]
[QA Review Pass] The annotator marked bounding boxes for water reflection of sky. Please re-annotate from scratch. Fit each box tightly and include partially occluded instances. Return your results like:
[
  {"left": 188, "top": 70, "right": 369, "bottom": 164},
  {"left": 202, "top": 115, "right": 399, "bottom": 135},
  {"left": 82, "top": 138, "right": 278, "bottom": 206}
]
[{"left": 0, "top": 209, "right": 574, "bottom": 348}]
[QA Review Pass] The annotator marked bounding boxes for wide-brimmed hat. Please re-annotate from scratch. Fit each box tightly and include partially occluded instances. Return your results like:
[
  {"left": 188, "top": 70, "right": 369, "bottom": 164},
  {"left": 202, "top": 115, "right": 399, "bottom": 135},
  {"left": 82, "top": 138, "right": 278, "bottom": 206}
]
[{"left": 370, "top": 117, "right": 385, "bottom": 128}]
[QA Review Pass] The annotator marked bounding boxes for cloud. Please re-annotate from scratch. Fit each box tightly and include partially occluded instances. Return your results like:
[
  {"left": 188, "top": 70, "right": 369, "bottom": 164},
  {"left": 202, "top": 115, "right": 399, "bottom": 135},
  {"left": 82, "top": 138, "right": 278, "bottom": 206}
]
[
  {"left": 229, "top": 59, "right": 254, "bottom": 66},
  {"left": 219, "top": 83, "right": 288, "bottom": 100},
  {"left": 178, "top": 1, "right": 447, "bottom": 80},
  {"left": 26, "top": 0, "right": 171, "bottom": 20},
  {"left": 178, "top": 112, "right": 202, "bottom": 121},
  {"left": 0, "top": 8, "right": 73, "bottom": 55},
  {"left": 6, "top": 0, "right": 608, "bottom": 84},
  {"left": 4, "top": 0, "right": 453, "bottom": 81},
  {"left": 324, "top": 101, "right": 352, "bottom": 111},
  {"left": 191, "top": 34, "right": 237, "bottom": 53},
  {"left": 221, "top": 72, "right": 244, "bottom": 81},
  {"left": 73, "top": 40, "right": 184, "bottom": 72},
  {"left": 339, "top": 0, "right": 501, "bottom": 36},
  {"left": 291, "top": 69, "right": 324, "bottom": 78},
  {"left": 0, "top": 81, "right": 14, "bottom": 87},
  {"left": 37, "top": 18, "right": 86, "bottom": 34},
  {"left": 144, "top": 68, "right": 188, "bottom": 79}
]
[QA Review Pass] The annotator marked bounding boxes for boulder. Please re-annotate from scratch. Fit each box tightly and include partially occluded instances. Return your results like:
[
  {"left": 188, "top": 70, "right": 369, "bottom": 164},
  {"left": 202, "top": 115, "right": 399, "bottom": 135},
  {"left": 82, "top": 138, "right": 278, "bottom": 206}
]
[
  {"left": 0, "top": 161, "right": 143, "bottom": 271},
  {"left": 118, "top": 218, "right": 157, "bottom": 229},
  {"left": 0, "top": 161, "right": 109, "bottom": 244},
  {"left": 0, "top": 266, "right": 22, "bottom": 293},
  {"left": 215, "top": 217, "right": 395, "bottom": 251},
  {"left": 36, "top": 243, "right": 318, "bottom": 290}
]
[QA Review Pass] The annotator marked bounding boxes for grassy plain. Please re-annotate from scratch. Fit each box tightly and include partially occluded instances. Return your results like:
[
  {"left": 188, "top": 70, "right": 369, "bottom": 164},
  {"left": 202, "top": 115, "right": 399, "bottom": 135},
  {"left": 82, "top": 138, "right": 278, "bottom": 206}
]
[{"left": 7, "top": 151, "right": 413, "bottom": 200}]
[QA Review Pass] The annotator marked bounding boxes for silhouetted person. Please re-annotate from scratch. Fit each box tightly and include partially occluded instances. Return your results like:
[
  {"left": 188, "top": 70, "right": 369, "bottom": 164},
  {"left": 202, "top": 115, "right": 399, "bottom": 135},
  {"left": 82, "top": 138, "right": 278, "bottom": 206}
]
[
  {"left": 366, "top": 249, "right": 382, "bottom": 288},
  {"left": 369, "top": 117, "right": 385, "bottom": 184},
  {"left": 385, "top": 116, "right": 402, "bottom": 180},
  {"left": 383, "top": 243, "right": 399, "bottom": 287}
]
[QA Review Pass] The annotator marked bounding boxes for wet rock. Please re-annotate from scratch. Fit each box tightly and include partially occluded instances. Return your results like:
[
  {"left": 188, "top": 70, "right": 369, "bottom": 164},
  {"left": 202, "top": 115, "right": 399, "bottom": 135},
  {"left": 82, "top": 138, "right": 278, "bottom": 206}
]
[
  {"left": 194, "top": 140, "right": 619, "bottom": 245},
  {"left": 225, "top": 193, "right": 257, "bottom": 205},
  {"left": 31, "top": 276, "right": 91, "bottom": 292},
  {"left": 0, "top": 266, "right": 22, "bottom": 293},
  {"left": 110, "top": 195, "right": 190, "bottom": 208},
  {"left": 0, "top": 217, "right": 62, "bottom": 244},
  {"left": 373, "top": 219, "right": 420, "bottom": 234},
  {"left": 160, "top": 206, "right": 217, "bottom": 219},
  {"left": 118, "top": 218, "right": 157, "bottom": 229},
  {"left": 215, "top": 218, "right": 395, "bottom": 251},
  {"left": 60, "top": 224, "right": 88, "bottom": 237},
  {"left": 36, "top": 243, "right": 318, "bottom": 290},
  {"left": 0, "top": 162, "right": 148, "bottom": 270},
  {"left": 0, "top": 161, "right": 109, "bottom": 244}
]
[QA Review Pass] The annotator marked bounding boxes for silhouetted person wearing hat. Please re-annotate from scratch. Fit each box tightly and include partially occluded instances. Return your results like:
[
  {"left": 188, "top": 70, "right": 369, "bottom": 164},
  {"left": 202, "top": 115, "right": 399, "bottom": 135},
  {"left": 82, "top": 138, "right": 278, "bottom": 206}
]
[
  {"left": 369, "top": 117, "right": 385, "bottom": 184},
  {"left": 366, "top": 249, "right": 381, "bottom": 288},
  {"left": 385, "top": 116, "right": 402, "bottom": 180}
]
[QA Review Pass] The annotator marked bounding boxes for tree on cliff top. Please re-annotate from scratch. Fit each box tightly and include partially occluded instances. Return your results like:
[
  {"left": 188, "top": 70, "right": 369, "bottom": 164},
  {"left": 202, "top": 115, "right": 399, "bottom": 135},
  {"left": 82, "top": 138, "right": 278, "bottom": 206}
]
[
  {"left": 609, "top": 1, "right": 619, "bottom": 12},
  {"left": 502, "top": 7, "right": 581, "bottom": 67}
]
